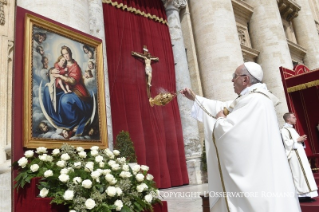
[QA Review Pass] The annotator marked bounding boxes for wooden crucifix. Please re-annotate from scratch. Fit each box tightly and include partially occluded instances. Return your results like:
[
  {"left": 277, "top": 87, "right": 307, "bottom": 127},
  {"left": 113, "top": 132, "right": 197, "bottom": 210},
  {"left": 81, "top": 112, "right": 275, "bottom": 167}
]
[{"left": 131, "top": 45, "right": 159, "bottom": 89}]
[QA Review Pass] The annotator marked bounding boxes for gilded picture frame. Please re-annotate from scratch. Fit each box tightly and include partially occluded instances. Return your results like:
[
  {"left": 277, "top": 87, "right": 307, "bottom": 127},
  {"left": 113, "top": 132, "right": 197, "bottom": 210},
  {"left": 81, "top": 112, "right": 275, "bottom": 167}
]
[{"left": 23, "top": 14, "right": 108, "bottom": 149}]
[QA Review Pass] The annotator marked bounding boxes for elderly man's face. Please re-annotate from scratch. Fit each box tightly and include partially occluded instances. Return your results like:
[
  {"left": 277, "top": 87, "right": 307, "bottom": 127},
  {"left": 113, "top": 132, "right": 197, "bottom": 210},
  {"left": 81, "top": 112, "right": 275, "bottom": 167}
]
[{"left": 232, "top": 64, "right": 248, "bottom": 95}]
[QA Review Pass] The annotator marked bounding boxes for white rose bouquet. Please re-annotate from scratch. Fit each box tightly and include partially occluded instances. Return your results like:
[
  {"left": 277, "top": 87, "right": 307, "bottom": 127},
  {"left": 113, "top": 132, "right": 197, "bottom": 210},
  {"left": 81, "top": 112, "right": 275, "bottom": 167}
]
[{"left": 14, "top": 144, "right": 161, "bottom": 212}]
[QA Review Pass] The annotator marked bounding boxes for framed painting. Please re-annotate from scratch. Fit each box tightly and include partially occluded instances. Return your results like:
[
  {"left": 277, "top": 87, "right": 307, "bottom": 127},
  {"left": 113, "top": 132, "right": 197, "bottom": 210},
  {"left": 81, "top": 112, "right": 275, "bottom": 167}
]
[{"left": 23, "top": 14, "right": 108, "bottom": 149}]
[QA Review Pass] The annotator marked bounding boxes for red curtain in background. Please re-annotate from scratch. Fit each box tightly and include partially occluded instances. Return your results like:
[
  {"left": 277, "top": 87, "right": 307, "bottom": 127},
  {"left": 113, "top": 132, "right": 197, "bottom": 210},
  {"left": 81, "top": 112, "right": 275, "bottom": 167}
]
[{"left": 103, "top": 0, "right": 189, "bottom": 188}]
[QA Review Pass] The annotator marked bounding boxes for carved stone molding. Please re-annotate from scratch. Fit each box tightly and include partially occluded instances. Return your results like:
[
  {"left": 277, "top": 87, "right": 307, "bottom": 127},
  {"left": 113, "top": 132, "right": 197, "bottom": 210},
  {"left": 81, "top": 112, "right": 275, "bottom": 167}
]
[
  {"left": 287, "top": 39, "right": 306, "bottom": 64},
  {"left": 0, "top": 0, "right": 7, "bottom": 25},
  {"left": 232, "top": 0, "right": 254, "bottom": 26},
  {"left": 241, "top": 45, "right": 260, "bottom": 62},
  {"left": 162, "top": 0, "right": 187, "bottom": 10},
  {"left": 277, "top": 0, "right": 301, "bottom": 21}
]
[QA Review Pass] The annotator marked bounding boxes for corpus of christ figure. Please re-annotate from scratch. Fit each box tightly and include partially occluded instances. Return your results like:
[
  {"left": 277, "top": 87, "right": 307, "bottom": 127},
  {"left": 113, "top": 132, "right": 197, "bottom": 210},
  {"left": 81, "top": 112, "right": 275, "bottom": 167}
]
[{"left": 132, "top": 45, "right": 159, "bottom": 88}]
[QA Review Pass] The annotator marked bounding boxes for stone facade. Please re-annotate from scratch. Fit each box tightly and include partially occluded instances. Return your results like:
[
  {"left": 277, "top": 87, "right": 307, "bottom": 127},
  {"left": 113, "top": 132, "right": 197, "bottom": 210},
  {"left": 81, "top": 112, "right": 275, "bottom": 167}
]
[{"left": 1, "top": 2, "right": 319, "bottom": 208}]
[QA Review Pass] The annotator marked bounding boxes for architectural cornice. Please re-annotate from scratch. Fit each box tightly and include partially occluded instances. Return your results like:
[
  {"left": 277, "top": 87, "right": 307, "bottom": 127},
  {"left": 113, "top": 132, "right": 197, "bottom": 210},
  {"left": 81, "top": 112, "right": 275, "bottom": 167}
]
[
  {"left": 287, "top": 39, "right": 306, "bottom": 58},
  {"left": 231, "top": 0, "right": 254, "bottom": 25},
  {"left": 162, "top": 0, "right": 187, "bottom": 10},
  {"left": 277, "top": 0, "right": 301, "bottom": 21},
  {"left": 241, "top": 44, "right": 260, "bottom": 62}
]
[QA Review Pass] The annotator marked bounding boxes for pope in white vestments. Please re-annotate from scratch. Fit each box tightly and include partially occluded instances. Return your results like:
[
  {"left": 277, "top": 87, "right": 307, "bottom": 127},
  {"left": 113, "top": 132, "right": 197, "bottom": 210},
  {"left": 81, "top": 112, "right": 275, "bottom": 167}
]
[
  {"left": 281, "top": 113, "right": 318, "bottom": 200},
  {"left": 181, "top": 62, "right": 300, "bottom": 212}
]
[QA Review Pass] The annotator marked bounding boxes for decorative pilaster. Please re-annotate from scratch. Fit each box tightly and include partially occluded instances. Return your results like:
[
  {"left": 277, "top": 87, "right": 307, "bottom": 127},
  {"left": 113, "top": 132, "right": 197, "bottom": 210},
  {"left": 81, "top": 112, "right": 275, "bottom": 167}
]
[
  {"left": 88, "top": 0, "right": 113, "bottom": 149},
  {"left": 245, "top": 0, "right": 292, "bottom": 124},
  {"left": 163, "top": 0, "right": 202, "bottom": 184},
  {"left": 293, "top": 0, "right": 319, "bottom": 69}
]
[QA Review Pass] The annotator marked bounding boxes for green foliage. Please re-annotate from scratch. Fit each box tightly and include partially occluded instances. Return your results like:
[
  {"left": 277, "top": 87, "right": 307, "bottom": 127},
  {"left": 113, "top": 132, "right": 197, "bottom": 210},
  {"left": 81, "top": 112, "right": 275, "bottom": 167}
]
[
  {"left": 115, "top": 131, "right": 137, "bottom": 163},
  {"left": 201, "top": 141, "right": 207, "bottom": 172},
  {"left": 13, "top": 144, "right": 160, "bottom": 211}
]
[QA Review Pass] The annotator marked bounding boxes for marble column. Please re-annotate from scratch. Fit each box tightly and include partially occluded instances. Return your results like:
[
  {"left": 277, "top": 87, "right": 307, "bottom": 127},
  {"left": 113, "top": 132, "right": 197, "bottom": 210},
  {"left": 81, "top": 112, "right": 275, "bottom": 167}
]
[
  {"left": 245, "top": 0, "right": 292, "bottom": 125},
  {"left": 188, "top": 0, "right": 243, "bottom": 101},
  {"left": 293, "top": 0, "right": 319, "bottom": 69},
  {"left": 163, "top": 0, "right": 202, "bottom": 184}
]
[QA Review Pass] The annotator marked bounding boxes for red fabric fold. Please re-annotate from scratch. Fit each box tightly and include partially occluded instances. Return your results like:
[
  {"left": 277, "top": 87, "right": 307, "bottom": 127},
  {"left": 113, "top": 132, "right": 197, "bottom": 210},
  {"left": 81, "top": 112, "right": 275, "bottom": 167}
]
[{"left": 103, "top": 0, "right": 189, "bottom": 188}]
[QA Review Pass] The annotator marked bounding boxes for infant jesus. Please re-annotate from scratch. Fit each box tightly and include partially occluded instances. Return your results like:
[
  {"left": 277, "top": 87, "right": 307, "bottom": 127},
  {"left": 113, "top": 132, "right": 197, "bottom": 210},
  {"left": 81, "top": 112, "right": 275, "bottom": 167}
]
[{"left": 54, "top": 55, "right": 72, "bottom": 93}]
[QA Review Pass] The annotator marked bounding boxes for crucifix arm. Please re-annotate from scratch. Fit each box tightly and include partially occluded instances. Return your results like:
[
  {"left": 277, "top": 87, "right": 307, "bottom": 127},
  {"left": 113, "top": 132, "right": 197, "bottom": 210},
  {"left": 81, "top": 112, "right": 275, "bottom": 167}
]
[
  {"left": 131, "top": 51, "right": 147, "bottom": 59},
  {"left": 150, "top": 57, "right": 159, "bottom": 62}
]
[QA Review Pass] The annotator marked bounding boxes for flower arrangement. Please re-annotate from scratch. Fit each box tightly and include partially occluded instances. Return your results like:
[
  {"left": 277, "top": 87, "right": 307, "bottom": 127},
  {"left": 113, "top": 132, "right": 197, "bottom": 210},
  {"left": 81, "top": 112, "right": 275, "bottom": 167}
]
[{"left": 14, "top": 144, "right": 161, "bottom": 212}]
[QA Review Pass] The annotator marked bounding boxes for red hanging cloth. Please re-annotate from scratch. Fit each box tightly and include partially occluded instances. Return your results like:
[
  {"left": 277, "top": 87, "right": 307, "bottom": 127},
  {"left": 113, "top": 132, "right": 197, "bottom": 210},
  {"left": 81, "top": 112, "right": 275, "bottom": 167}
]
[{"left": 103, "top": 0, "right": 189, "bottom": 188}]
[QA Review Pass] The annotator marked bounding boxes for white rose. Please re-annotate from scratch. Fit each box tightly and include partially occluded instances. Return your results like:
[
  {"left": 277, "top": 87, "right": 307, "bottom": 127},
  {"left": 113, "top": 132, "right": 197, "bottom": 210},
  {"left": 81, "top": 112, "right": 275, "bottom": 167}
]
[
  {"left": 18, "top": 157, "right": 28, "bottom": 168},
  {"left": 68, "top": 167, "right": 74, "bottom": 173},
  {"left": 24, "top": 150, "right": 34, "bottom": 158},
  {"left": 30, "top": 164, "right": 39, "bottom": 172},
  {"left": 82, "top": 179, "right": 92, "bottom": 189},
  {"left": 95, "top": 155, "right": 104, "bottom": 163},
  {"left": 52, "top": 149, "right": 60, "bottom": 156},
  {"left": 110, "top": 178, "right": 117, "bottom": 185},
  {"left": 116, "top": 187, "right": 123, "bottom": 196},
  {"left": 85, "top": 198, "right": 96, "bottom": 210},
  {"left": 90, "top": 146, "right": 99, "bottom": 151},
  {"left": 116, "top": 157, "right": 126, "bottom": 164},
  {"left": 61, "top": 153, "right": 70, "bottom": 161},
  {"left": 135, "top": 173, "right": 145, "bottom": 182},
  {"left": 60, "top": 168, "right": 69, "bottom": 174},
  {"left": 114, "top": 199, "right": 123, "bottom": 211},
  {"left": 73, "top": 177, "right": 82, "bottom": 184},
  {"left": 144, "top": 194, "right": 153, "bottom": 203},
  {"left": 44, "top": 170, "right": 53, "bottom": 178},
  {"left": 132, "top": 165, "right": 140, "bottom": 172},
  {"left": 108, "top": 160, "right": 116, "bottom": 166},
  {"left": 119, "top": 171, "right": 132, "bottom": 178},
  {"left": 146, "top": 174, "right": 154, "bottom": 181},
  {"left": 36, "top": 147, "right": 47, "bottom": 154},
  {"left": 105, "top": 174, "right": 114, "bottom": 182},
  {"left": 85, "top": 162, "right": 94, "bottom": 172},
  {"left": 46, "top": 155, "right": 53, "bottom": 162},
  {"left": 38, "top": 154, "right": 48, "bottom": 161},
  {"left": 56, "top": 160, "right": 66, "bottom": 168},
  {"left": 151, "top": 189, "right": 160, "bottom": 198},
  {"left": 137, "top": 185, "right": 144, "bottom": 192},
  {"left": 78, "top": 151, "right": 87, "bottom": 158},
  {"left": 106, "top": 186, "right": 117, "bottom": 197},
  {"left": 104, "top": 149, "right": 115, "bottom": 159},
  {"left": 102, "top": 169, "right": 111, "bottom": 175},
  {"left": 141, "top": 165, "right": 149, "bottom": 172},
  {"left": 74, "top": 162, "right": 81, "bottom": 169},
  {"left": 91, "top": 170, "right": 101, "bottom": 180},
  {"left": 111, "top": 163, "right": 120, "bottom": 171},
  {"left": 76, "top": 147, "right": 84, "bottom": 152},
  {"left": 39, "top": 188, "right": 49, "bottom": 197},
  {"left": 96, "top": 169, "right": 103, "bottom": 175},
  {"left": 59, "top": 174, "right": 69, "bottom": 183},
  {"left": 69, "top": 210, "right": 76, "bottom": 212},
  {"left": 113, "top": 150, "right": 120, "bottom": 156},
  {"left": 91, "top": 150, "right": 98, "bottom": 157},
  {"left": 137, "top": 183, "right": 148, "bottom": 192},
  {"left": 63, "top": 190, "right": 74, "bottom": 200},
  {"left": 99, "top": 162, "right": 105, "bottom": 168},
  {"left": 122, "top": 165, "right": 129, "bottom": 171}
]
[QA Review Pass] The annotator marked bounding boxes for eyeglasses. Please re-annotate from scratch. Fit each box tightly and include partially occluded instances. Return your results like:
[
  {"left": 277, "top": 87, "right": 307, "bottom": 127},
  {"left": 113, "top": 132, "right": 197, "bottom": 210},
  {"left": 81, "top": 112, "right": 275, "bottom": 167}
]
[{"left": 232, "top": 73, "right": 247, "bottom": 80}]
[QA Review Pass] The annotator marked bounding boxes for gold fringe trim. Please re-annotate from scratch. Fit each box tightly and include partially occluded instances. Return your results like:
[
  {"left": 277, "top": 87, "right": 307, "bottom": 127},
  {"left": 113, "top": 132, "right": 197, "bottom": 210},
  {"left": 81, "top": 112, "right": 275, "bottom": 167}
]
[
  {"left": 102, "top": 0, "right": 167, "bottom": 25},
  {"left": 287, "top": 80, "right": 319, "bottom": 93}
]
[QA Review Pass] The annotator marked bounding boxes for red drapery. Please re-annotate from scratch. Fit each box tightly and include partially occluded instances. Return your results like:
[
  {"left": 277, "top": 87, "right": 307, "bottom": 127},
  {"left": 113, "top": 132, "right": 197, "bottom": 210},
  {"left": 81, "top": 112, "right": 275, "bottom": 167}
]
[
  {"left": 279, "top": 66, "right": 319, "bottom": 155},
  {"left": 103, "top": 0, "right": 189, "bottom": 188}
]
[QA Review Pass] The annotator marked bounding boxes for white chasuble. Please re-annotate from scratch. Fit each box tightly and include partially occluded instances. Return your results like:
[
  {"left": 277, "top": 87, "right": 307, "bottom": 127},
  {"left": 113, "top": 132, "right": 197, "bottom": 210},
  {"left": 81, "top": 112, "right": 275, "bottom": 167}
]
[
  {"left": 281, "top": 124, "right": 318, "bottom": 197},
  {"left": 192, "top": 87, "right": 300, "bottom": 212}
]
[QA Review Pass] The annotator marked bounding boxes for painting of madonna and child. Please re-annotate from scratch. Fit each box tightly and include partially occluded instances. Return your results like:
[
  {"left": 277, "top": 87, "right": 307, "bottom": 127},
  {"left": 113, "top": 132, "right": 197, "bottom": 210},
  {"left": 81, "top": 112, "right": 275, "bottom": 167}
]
[{"left": 32, "top": 26, "right": 100, "bottom": 141}]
